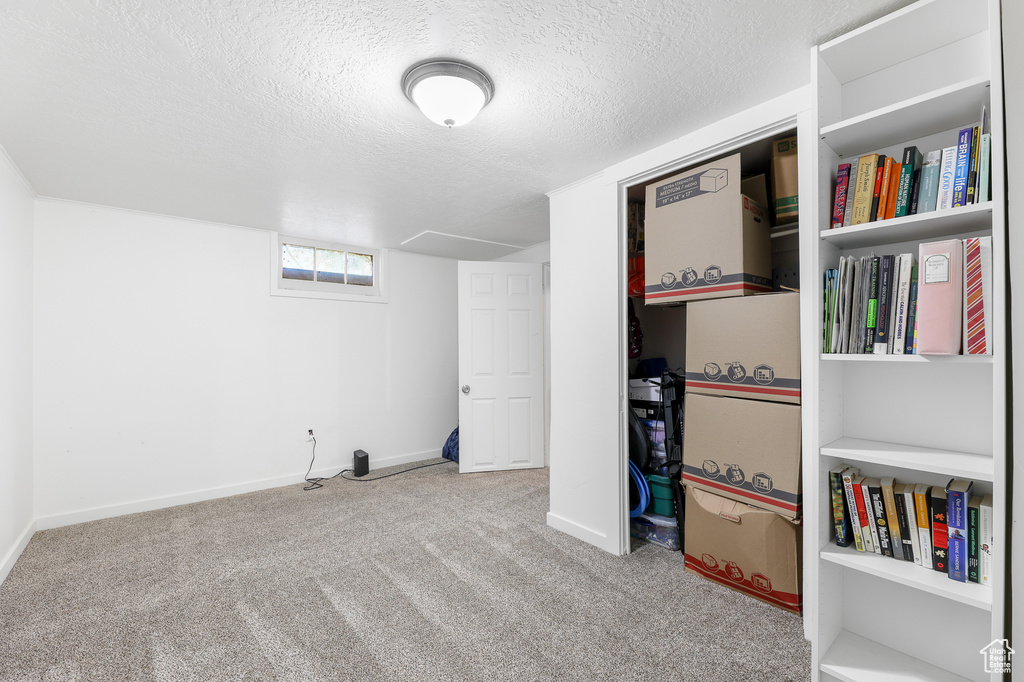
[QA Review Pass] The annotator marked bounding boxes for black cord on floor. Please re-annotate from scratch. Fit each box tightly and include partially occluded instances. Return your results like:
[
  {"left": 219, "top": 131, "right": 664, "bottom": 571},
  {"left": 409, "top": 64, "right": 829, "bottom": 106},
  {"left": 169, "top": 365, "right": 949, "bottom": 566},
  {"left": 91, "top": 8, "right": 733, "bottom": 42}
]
[
  {"left": 337, "top": 459, "right": 453, "bottom": 482},
  {"left": 302, "top": 435, "right": 455, "bottom": 490},
  {"left": 303, "top": 437, "right": 346, "bottom": 491}
]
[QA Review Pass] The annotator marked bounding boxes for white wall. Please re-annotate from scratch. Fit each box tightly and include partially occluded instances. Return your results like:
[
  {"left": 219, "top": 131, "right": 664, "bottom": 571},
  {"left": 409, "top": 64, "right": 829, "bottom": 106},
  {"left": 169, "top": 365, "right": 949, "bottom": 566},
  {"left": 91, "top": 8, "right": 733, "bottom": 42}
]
[
  {"left": 547, "top": 173, "right": 623, "bottom": 554},
  {"left": 33, "top": 200, "right": 458, "bottom": 526},
  {"left": 0, "top": 151, "right": 35, "bottom": 583}
]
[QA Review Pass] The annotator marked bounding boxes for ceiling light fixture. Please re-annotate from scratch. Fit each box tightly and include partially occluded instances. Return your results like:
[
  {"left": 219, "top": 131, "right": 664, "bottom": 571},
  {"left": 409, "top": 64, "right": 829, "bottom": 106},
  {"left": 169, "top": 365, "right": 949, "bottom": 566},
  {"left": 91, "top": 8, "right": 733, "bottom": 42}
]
[{"left": 401, "top": 59, "right": 494, "bottom": 128}]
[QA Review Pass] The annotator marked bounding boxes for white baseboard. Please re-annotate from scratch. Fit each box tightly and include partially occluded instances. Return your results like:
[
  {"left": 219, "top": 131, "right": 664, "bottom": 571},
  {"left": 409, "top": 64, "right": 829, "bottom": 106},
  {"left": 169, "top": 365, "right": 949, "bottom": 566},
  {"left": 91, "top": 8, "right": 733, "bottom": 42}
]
[
  {"left": 546, "top": 511, "right": 621, "bottom": 555},
  {"left": 35, "top": 449, "right": 443, "bottom": 531},
  {"left": 0, "top": 520, "right": 36, "bottom": 587}
]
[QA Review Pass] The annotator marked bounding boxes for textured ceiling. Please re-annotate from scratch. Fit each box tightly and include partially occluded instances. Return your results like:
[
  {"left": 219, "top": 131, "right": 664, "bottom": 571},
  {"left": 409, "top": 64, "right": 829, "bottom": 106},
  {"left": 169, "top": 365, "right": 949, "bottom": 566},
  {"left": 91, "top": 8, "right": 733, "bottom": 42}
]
[{"left": 0, "top": 0, "right": 911, "bottom": 256}]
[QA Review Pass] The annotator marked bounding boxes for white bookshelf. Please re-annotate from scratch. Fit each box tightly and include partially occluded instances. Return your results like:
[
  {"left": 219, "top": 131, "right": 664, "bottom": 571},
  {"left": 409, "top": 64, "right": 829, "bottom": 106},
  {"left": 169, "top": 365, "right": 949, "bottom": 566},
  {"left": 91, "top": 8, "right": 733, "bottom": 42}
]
[{"left": 804, "top": 1, "right": 1007, "bottom": 681}]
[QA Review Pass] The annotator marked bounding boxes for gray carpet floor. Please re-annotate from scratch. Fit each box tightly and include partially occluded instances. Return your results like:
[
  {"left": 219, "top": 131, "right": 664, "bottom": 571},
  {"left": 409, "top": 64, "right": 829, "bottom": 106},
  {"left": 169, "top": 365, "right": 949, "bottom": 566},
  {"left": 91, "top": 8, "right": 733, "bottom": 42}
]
[{"left": 0, "top": 461, "right": 810, "bottom": 681}]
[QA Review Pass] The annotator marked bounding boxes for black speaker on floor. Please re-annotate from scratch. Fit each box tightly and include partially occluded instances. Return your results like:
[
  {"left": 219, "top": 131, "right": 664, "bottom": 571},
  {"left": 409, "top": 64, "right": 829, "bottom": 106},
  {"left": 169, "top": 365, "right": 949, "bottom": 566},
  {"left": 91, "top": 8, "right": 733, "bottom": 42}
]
[{"left": 353, "top": 449, "right": 369, "bottom": 477}]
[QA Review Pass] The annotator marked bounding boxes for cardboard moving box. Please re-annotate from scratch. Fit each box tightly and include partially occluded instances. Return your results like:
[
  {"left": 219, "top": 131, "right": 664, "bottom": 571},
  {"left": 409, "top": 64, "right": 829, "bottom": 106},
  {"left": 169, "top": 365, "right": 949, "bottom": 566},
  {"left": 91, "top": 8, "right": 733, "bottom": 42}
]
[
  {"left": 772, "top": 136, "right": 799, "bottom": 225},
  {"left": 685, "top": 292, "right": 801, "bottom": 404},
  {"left": 682, "top": 393, "right": 801, "bottom": 518},
  {"left": 685, "top": 485, "right": 802, "bottom": 614},
  {"left": 644, "top": 153, "right": 771, "bottom": 305}
]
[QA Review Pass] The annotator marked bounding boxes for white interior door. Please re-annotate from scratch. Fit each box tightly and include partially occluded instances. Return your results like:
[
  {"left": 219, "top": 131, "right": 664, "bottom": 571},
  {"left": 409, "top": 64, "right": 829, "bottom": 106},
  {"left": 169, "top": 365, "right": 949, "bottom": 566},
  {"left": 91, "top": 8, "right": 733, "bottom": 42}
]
[{"left": 458, "top": 261, "right": 545, "bottom": 473}]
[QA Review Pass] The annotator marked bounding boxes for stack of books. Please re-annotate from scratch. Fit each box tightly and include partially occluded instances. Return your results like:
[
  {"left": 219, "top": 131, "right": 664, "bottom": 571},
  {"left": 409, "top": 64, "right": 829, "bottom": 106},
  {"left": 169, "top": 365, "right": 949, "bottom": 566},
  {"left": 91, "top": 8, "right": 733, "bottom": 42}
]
[
  {"left": 829, "top": 465, "right": 993, "bottom": 586},
  {"left": 829, "top": 108, "right": 991, "bottom": 229},
  {"left": 821, "top": 237, "right": 992, "bottom": 355}
]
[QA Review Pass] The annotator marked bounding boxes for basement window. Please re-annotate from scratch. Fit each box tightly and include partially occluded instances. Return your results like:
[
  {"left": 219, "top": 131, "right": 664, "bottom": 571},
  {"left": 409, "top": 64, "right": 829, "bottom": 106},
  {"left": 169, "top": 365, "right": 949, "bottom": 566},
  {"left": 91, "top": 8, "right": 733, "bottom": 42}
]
[{"left": 270, "top": 233, "right": 388, "bottom": 302}]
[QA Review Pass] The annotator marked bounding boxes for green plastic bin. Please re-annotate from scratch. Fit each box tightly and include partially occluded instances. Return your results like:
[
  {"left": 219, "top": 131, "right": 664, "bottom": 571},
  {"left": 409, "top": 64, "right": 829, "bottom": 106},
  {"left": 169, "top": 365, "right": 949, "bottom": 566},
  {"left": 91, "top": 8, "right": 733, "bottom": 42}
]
[{"left": 645, "top": 474, "right": 676, "bottom": 517}]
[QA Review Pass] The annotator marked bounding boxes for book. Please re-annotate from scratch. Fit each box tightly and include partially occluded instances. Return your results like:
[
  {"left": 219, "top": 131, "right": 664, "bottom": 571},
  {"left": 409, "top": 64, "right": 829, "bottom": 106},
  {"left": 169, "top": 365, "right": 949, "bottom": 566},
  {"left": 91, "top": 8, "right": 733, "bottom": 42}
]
[
  {"left": 844, "top": 161, "right": 859, "bottom": 227},
  {"left": 952, "top": 127, "right": 974, "bottom": 207},
  {"left": 931, "top": 486, "right": 949, "bottom": 573},
  {"left": 963, "top": 236, "right": 993, "bottom": 355},
  {"left": 869, "top": 158, "right": 886, "bottom": 221},
  {"left": 866, "top": 478, "right": 893, "bottom": 558},
  {"left": 894, "top": 146, "right": 922, "bottom": 218},
  {"left": 832, "top": 164, "right": 852, "bottom": 229},
  {"left": 884, "top": 162, "right": 901, "bottom": 220},
  {"left": 842, "top": 467, "right": 864, "bottom": 551},
  {"left": 968, "top": 497, "right": 981, "bottom": 583},
  {"left": 946, "top": 479, "right": 973, "bottom": 582},
  {"left": 834, "top": 257, "right": 849, "bottom": 353},
  {"left": 863, "top": 256, "right": 880, "bottom": 354},
  {"left": 892, "top": 254, "right": 915, "bottom": 355},
  {"left": 980, "top": 494, "right": 993, "bottom": 587},
  {"left": 855, "top": 255, "right": 873, "bottom": 354},
  {"left": 917, "top": 150, "right": 942, "bottom": 213},
  {"left": 823, "top": 269, "right": 837, "bottom": 352},
  {"left": 849, "top": 257, "right": 864, "bottom": 354},
  {"left": 966, "top": 125, "right": 981, "bottom": 204},
  {"left": 872, "top": 255, "right": 894, "bottom": 354},
  {"left": 875, "top": 157, "right": 894, "bottom": 221},
  {"left": 852, "top": 476, "right": 875, "bottom": 553},
  {"left": 843, "top": 257, "right": 857, "bottom": 353},
  {"left": 898, "top": 483, "right": 921, "bottom": 565},
  {"left": 916, "top": 239, "right": 964, "bottom": 355},
  {"left": 914, "top": 483, "right": 933, "bottom": 569},
  {"left": 905, "top": 265, "right": 919, "bottom": 355},
  {"left": 881, "top": 477, "right": 903, "bottom": 561},
  {"left": 937, "top": 146, "right": 957, "bottom": 210},
  {"left": 860, "top": 477, "right": 881, "bottom": 554},
  {"left": 908, "top": 168, "right": 923, "bottom": 215},
  {"left": 829, "top": 464, "right": 854, "bottom": 547},
  {"left": 835, "top": 258, "right": 849, "bottom": 353},
  {"left": 977, "top": 133, "right": 992, "bottom": 204},
  {"left": 851, "top": 154, "right": 879, "bottom": 225},
  {"left": 893, "top": 484, "right": 915, "bottom": 562},
  {"left": 886, "top": 255, "right": 901, "bottom": 354}
]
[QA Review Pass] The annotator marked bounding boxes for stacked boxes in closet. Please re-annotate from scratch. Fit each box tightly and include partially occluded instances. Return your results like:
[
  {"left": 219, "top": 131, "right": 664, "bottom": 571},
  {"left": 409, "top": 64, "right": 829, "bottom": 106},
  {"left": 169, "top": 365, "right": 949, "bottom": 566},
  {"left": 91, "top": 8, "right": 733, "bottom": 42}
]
[
  {"left": 644, "top": 150, "right": 803, "bottom": 614},
  {"left": 682, "top": 293, "right": 802, "bottom": 614}
]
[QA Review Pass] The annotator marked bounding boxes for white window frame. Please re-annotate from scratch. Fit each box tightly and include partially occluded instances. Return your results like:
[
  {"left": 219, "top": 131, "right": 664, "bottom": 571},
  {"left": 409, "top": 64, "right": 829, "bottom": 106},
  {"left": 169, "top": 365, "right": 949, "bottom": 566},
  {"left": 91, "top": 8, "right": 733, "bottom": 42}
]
[{"left": 269, "top": 232, "right": 389, "bottom": 303}]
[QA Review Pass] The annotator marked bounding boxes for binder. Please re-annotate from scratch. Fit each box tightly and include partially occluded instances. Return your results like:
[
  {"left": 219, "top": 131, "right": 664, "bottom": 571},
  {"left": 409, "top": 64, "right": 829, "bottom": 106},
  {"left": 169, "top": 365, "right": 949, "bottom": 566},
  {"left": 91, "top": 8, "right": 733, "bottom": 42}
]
[
  {"left": 916, "top": 239, "right": 963, "bottom": 355},
  {"left": 963, "top": 236, "right": 993, "bottom": 355}
]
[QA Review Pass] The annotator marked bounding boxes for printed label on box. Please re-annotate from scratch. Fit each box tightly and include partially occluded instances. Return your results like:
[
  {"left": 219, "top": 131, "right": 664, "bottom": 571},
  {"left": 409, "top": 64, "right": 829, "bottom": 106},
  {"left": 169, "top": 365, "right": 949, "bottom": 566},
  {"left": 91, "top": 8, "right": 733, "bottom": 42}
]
[
  {"left": 685, "top": 553, "right": 799, "bottom": 614},
  {"left": 655, "top": 168, "right": 729, "bottom": 207},
  {"left": 647, "top": 271, "right": 772, "bottom": 299},
  {"left": 685, "top": 370, "right": 800, "bottom": 400},
  {"left": 683, "top": 463, "right": 799, "bottom": 516}
]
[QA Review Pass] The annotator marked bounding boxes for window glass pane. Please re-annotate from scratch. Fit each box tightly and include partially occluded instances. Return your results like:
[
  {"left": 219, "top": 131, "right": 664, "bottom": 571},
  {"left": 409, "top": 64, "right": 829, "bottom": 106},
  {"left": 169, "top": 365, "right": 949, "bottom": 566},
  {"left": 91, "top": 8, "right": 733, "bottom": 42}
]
[
  {"left": 282, "top": 244, "right": 314, "bottom": 280},
  {"left": 347, "top": 252, "right": 373, "bottom": 286},
  {"left": 316, "top": 248, "right": 347, "bottom": 284}
]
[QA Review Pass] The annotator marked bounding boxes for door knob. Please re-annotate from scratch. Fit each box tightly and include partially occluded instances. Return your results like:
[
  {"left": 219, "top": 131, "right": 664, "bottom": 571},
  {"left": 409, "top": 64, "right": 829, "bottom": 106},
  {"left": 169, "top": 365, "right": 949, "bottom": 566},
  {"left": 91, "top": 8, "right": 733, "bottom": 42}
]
[{"left": 461, "top": 385, "right": 471, "bottom": 394}]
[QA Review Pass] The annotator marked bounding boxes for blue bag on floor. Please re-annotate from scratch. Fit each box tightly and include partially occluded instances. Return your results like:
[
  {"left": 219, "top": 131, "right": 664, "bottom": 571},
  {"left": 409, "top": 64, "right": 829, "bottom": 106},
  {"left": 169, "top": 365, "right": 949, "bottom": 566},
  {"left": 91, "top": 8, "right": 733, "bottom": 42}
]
[{"left": 442, "top": 427, "right": 459, "bottom": 463}]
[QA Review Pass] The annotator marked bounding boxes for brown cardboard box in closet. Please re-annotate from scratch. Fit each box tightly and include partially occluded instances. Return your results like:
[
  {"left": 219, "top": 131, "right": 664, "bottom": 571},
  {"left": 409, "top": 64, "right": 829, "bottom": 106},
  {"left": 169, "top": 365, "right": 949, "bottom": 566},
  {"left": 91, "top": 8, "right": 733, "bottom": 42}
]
[
  {"left": 684, "top": 485, "right": 802, "bottom": 614},
  {"left": 684, "top": 292, "right": 801, "bottom": 405},
  {"left": 682, "top": 392, "right": 801, "bottom": 519},
  {"left": 644, "top": 153, "right": 772, "bottom": 305},
  {"left": 771, "top": 136, "right": 799, "bottom": 225}
]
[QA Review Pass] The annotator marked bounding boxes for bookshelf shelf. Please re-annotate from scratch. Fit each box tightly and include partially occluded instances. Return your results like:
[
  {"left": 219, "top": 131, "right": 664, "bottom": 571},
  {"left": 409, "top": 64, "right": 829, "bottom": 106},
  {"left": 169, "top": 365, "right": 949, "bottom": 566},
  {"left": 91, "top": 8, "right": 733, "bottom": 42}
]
[
  {"left": 819, "top": 353, "right": 993, "bottom": 364},
  {"left": 820, "top": 630, "right": 971, "bottom": 682},
  {"left": 820, "top": 437, "right": 994, "bottom": 482},
  {"left": 821, "top": 544, "right": 993, "bottom": 610},
  {"left": 817, "top": 0, "right": 987, "bottom": 85},
  {"left": 819, "top": 203, "right": 992, "bottom": 249},
  {"left": 820, "top": 77, "right": 991, "bottom": 158}
]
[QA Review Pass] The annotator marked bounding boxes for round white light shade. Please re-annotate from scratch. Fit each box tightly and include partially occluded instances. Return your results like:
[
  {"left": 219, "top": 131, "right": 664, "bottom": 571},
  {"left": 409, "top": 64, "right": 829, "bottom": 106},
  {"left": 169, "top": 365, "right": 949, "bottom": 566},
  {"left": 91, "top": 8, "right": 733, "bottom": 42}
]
[{"left": 402, "top": 60, "right": 494, "bottom": 128}]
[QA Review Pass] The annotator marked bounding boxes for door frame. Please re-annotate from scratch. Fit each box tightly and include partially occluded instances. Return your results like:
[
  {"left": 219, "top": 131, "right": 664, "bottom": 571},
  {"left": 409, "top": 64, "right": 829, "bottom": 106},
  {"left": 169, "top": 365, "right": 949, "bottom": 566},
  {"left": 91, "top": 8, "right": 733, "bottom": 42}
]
[{"left": 613, "top": 114, "right": 805, "bottom": 557}]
